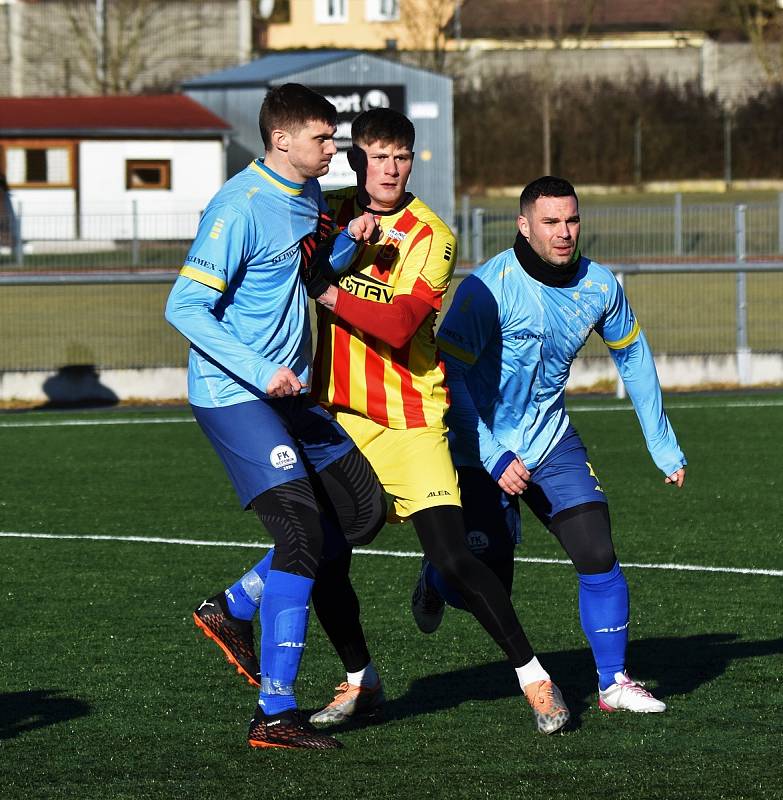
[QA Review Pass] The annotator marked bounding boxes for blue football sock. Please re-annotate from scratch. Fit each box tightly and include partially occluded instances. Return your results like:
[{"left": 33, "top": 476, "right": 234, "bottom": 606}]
[
  {"left": 427, "top": 561, "right": 468, "bottom": 611},
  {"left": 258, "top": 569, "right": 313, "bottom": 715},
  {"left": 224, "top": 549, "right": 274, "bottom": 621},
  {"left": 578, "top": 561, "right": 629, "bottom": 690}
]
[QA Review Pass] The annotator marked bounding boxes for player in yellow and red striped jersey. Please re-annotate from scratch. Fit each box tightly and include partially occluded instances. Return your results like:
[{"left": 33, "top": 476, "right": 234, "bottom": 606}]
[
  {"left": 203, "top": 108, "right": 570, "bottom": 736},
  {"left": 311, "top": 187, "right": 453, "bottom": 430},
  {"left": 295, "top": 108, "right": 570, "bottom": 735}
]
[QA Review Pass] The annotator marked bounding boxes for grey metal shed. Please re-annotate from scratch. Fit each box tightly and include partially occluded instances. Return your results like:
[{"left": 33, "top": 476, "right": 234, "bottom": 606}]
[{"left": 182, "top": 50, "right": 454, "bottom": 226}]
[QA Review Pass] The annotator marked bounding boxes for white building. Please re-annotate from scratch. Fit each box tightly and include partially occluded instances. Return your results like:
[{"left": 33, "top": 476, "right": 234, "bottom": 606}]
[{"left": 0, "top": 95, "right": 232, "bottom": 242}]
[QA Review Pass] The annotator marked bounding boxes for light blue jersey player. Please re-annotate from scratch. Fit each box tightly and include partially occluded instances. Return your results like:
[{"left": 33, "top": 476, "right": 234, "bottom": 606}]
[
  {"left": 168, "top": 159, "right": 360, "bottom": 410},
  {"left": 165, "top": 84, "right": 386, "bottom": 751},
  {"left": 418, "top": 176, "right": 686, "bottom": 714},
  {"left": 169, "top": 157, "right": 324, "bottom": 408}
]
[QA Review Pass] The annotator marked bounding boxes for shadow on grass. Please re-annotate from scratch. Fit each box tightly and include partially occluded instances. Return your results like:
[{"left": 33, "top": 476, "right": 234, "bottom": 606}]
[
  {"left": 374, "top": 632, "right": 783, "bottom": 731},
  {"left": 0, "top": 689, "right": 91, "bottom": 740}
]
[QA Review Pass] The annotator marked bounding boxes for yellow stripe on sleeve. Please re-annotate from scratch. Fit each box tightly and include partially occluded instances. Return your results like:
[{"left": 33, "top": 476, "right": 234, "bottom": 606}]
[
  {"left": 179, "top": 265, "right": 227, "bottom": 292},
  {"left": 604, "top": 319, "right": 641, "bottom": 350},
  {"left": 437, "top": 337, "right": 478, "bottom": 366}
]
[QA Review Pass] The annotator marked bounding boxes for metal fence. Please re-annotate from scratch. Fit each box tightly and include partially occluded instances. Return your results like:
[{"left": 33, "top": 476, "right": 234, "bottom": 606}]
[
  {"left": 11, "top": 208, "right": 202, "bottom": 246},
  {"left": 459, "top": 195, "right": 783, "bottom": 265},
  {"left": 2, "top": 206, "right": 197, "bottom": 270},
  {"left": 1, "top": 201, "right": 781, "bottom": 383},
  {"left": 0, "top": 271, "right": 186, "bottom": 372}
]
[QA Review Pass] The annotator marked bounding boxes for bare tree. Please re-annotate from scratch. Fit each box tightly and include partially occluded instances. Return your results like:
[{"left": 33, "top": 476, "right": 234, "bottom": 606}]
[
  {"left": 20, "top": 1, "right": 241, "bottom": 96},
  {"left": 400, "top": 0, "right": 457, "bottom": 72},
  {"left": 58, "top": 0, "right": 203, "bottom": 94},
  {"left": 509, "top": 0, "right": 599, "bottom": 173},
  {"left": 727, "top": 0, "right": 783, "bottom": 84},
  {"left": 682, "top": 0, "right": 783, "bottom": 86}
]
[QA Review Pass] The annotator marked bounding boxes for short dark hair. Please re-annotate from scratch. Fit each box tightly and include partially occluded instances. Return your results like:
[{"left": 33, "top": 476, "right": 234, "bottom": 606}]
[
  {"left": 519, "top": 176, "right": 578, "bottom": 216},
  {"left": 351, "top": 108, "right": 415, "bottom": 150},
  {"left": 259, "top": 83, "right": 337, "bottom": 149}
]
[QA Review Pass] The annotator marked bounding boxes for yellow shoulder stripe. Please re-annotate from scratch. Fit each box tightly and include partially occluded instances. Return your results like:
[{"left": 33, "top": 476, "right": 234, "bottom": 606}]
[
  {"left": 180, "top": 265, "right": 227, "bottom": 292},
  {"left": 437, "top": 337, "right": 477, "bottom": 365},
  {"left": 604, "top": 319, "right": 640, "bottom": 350}
]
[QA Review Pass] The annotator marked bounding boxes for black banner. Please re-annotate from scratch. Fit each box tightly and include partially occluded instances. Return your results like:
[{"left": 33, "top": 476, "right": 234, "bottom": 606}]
[{"left": 312, "top": 85, "right": 407, "bottom": 150}]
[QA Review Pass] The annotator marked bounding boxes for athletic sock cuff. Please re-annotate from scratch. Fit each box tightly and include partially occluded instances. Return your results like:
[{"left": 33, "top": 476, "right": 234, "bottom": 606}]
[{"left": 577, "top": 560, "right": 621, "bottom": 584}]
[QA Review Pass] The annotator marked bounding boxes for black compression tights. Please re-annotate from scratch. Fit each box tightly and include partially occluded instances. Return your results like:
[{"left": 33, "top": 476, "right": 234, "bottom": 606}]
[
  {"left": 412, "top": 505, "right": 534, "bottom": 668},
  {"left": 315, "top": 448, "right": 387, "bottom": 547},
  {"left": 251, "top": 477, "right": 323, "bottom": 579},
  {"left": 249, "top": 449, "right": 386, "bottom": 580},
  {"left": 549, "top": 502, "right": 616, "bottom": 575},
  {"left": 311, "top": 549, "right": 371, "bottom": 673}
]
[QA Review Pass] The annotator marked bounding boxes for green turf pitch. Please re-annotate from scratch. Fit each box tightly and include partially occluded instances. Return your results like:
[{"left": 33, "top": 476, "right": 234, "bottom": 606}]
[{"left": 1, "top": 395, "right": 781, "bottom": 800}]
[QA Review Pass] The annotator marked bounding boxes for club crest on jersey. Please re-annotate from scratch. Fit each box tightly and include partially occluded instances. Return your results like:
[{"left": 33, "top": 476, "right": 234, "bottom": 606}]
[
  {"left": 379, "top": 241, "right": 400, "bottom": 261},
  {"left": 270, "top": 445, "right": 297, "bottom": 470}
]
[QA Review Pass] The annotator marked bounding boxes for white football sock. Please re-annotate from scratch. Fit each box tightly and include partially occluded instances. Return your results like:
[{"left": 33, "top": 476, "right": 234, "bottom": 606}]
[
  {"left": 346, "top": 661, "right": 380, "bottom": 688},
  {"left": 515, "top": 656, "right": 550, "bottom": 690}
]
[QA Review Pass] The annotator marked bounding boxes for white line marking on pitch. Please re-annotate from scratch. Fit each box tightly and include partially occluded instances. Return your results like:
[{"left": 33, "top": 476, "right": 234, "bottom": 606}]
[
  {"left": 569, "top": 399, "right": 783, "bottom": 413},
  {"left": 0, "top": 397, "right": 780, "bottom": 428},
  {"left": 1, "top": 531, "right": 780, "bottom": 578},
  {"left": 0, "top": 417, "right": 194, "bottom": 428}
]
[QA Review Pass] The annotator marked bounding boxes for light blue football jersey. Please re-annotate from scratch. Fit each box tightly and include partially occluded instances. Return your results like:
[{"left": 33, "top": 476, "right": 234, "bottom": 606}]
[
  {"left": 165, "top": 160, "right": 328, "bottom": 408},
  {"left": 437, "top": 250, "right": 686, "bottom": 477}
]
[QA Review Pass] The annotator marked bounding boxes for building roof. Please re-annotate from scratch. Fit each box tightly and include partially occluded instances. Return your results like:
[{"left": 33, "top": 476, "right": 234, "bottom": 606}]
[
  {"left": 0, "top": 95, "right": 232, "bottom": 138},
  {"left": 182, "top": 50, "right": 359, "bottom": 89},
  {"left": 456, "top": 0, "right": 710, "bottom": 39}
]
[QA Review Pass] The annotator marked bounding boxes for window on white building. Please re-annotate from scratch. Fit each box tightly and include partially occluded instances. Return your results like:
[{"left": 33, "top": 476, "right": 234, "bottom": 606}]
[
  {"left": 366, "top": 0, "right": 399, "bottom": 21},
  {"left": 126, "top": 160, "right": 171, "bottom": 190},
  {"left": 315, "top": 0, "right": 348, "bottom": 24},
  {"left": 2, "top": 143, "right": 73, "bottom": 187}
]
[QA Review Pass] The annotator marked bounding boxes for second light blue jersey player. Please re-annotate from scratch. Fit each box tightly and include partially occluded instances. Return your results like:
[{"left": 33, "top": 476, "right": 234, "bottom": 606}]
[
  {"left": 420, "top": 178, "right": 685, "bottom": 716},
  {"left": 437, "top": 251, "right": 685, "bottom": 480}
]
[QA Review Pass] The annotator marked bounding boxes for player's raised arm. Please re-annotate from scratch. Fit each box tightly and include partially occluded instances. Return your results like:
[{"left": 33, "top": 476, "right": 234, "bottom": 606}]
[
  {"left": 311, "top": 233, "right": 448, "bottom": 350},
  {"left": 299, "top": 211, "right": 379, "bottom": 300}
]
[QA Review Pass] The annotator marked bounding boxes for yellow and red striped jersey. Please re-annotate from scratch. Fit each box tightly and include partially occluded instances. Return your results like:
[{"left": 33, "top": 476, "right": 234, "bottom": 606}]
[{"left": 313, "top": 188, "right": 457, "bottom": 430}]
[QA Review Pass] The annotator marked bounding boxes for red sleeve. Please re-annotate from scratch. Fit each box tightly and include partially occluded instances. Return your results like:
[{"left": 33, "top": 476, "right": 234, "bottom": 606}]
[{"left": 333, "top": 290, "right": 432, "bottom": 349}]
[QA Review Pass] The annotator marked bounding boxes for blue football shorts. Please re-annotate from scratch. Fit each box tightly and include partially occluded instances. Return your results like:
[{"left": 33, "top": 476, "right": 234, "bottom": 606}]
[
  {"left": 459, "top": 424, "right": 607, "bottom": 544},
  {"left": 192, "top": 396, "right": 356, "bottom": 509},
  {"left": 523, "top": 424, "right": 607, "bottom": 525}
]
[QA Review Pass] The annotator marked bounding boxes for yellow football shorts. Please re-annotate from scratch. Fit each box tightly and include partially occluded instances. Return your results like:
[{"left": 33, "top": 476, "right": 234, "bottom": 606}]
[{"left": 333, "top": 410, "right": 461, "bottom": 521}]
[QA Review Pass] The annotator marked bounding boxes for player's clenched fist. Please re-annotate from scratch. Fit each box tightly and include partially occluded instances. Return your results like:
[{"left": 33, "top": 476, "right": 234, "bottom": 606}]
[
  {"left": 498, "top": 457, "right": 530, "bottom": 495},
  {"left": 347, "top": 211, "right": 379, "bottom": 242},
  {"left": 266, "top": 366, "right": 306, "bottom": 398},
  {"left": 665, "top": 467, "right": 686, "bottom": 488}
]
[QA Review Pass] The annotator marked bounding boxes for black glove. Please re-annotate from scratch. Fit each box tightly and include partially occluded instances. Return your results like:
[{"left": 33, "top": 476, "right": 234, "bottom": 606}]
[
  {"left": 300, "top": 212, "right": 336, "bottom": 299},
  {"left": 300, "top": 211, "right": 333, "bottom": 259},
  {"left": 300, "top": 245, "right": 336, "bottom": 298}
]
